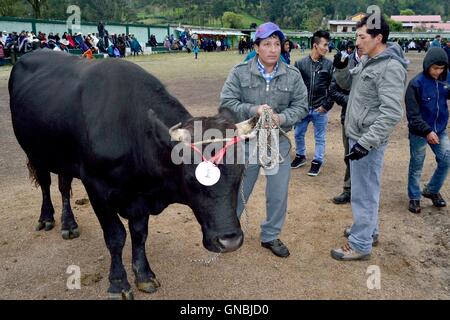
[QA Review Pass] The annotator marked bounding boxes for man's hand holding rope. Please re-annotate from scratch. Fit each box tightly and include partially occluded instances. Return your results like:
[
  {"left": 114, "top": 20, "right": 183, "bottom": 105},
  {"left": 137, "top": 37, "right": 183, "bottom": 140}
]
[{"left": 255, "top": 104, "right": 281, "bottom": 128}]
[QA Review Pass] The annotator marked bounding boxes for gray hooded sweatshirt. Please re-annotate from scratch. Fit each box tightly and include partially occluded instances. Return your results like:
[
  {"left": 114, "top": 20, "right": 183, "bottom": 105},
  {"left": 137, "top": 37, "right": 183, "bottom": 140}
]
[{"left": 335, "top": 42, "right": 409, "bottom": 150}]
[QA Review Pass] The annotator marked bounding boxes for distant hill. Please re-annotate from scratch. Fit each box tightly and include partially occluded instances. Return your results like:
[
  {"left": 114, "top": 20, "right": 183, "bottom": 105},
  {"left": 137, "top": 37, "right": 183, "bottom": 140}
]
[
  {"left": 3, "top": 0, "right": 449, "bottom": 30},
  {"left": 135, "top": 4, "right": 264, "bottom": 28}
]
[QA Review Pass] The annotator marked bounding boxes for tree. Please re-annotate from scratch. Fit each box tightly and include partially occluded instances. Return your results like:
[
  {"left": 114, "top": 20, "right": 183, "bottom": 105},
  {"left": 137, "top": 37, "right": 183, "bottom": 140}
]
[
  {"left": 0, "top": 0, "right": 27, "bottom": 17},
  {"left": 400, "top": 9, "right": 415, "bottom": 15},
  {"left": 27, "top": 0, "right": 47, "bottom": 19},
  {"left": 40, "top": 0, "right": 70, "bottom": 19},
  {"left": 264, "top": 0, "right": 284, "bottom": 23},
  {"left": 222, "top": 12, "right": 244, "bottom": 29},
  {"left": 303, "top": 8, "right": 324, "bottom": 32},
  {"left": 387, "top": 17, "right": 404, "bottom": 32},
  {"left": 211, "top": 0, "right": 232, "bottom": 19}
]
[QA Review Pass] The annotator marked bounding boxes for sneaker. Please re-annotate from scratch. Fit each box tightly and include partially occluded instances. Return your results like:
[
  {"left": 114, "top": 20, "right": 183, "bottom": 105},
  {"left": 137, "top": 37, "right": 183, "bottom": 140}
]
[
  {"left": 344, "top": 227, "right": 379, "bottom": 246},
  {"left": 333, "top": 191, "right": 351, "bottom": 204},
  {"left": 331, "top": 243, "right": 371, "bottom": 261},
  {"left": 291, "top": 155, "right": 306, "bottom": 169},
  {"left": 261, "top": 239, "right": 290, "bottom": 258},
  {"left": 408, "top": 199, "right": 421, "bottom": 214},
  {"left": 307, "top": 160, "right": 322, "bottom": 176},
  {"left": 422, "top": 187, "right": 447, "bottom": 208}
]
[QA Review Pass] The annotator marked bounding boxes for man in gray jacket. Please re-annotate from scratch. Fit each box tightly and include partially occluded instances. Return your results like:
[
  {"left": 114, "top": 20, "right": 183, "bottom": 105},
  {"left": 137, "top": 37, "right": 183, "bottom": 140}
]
[
  {"left": 331, "top": 14, "right": 408, "bottom": 261},
  {"left": 220, "top": 22, "right": 308, "bottom": 257}
]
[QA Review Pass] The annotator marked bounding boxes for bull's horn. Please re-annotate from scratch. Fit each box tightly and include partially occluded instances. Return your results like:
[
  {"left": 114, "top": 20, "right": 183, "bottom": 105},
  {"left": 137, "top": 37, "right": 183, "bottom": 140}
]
[
  {"left": 169, "top": 123, "right": 191, "bottom": 142},
  {"left": 235, "top": 117, "right": 257, "bottom": 136}
]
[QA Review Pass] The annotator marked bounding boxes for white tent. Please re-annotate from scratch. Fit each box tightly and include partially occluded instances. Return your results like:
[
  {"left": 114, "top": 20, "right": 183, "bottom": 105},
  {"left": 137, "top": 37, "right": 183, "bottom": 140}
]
[{"left": 176, "top": 27, "right": 246, "bottom": 37}]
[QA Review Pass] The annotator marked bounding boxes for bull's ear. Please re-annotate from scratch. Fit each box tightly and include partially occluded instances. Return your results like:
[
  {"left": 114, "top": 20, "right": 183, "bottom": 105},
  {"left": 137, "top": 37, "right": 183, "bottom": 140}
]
[
  {"left": 168, "top": 123, "right": 191, "bottom": 142},
  {"left": 235, "top": 117, "right": 257, "bottom": 136}
]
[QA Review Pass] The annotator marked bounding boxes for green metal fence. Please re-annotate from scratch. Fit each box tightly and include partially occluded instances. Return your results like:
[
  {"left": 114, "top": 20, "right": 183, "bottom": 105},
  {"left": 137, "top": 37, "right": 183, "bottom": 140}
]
[{"left": 0, "top": 16, "right": 171, "bottom": 45}]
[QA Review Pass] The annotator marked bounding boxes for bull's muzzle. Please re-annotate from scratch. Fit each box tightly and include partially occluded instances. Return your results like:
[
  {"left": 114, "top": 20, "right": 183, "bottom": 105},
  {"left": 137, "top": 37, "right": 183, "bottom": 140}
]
[{"left": 216, "top": 231, "right": 244, "bottom": 253}]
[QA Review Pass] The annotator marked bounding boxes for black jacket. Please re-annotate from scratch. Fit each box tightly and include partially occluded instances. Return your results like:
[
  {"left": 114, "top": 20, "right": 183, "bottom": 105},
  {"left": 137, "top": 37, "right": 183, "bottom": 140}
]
[
  {"left": 294, "top": 56, "right": 334, "bottom": 111},
  {"left": 329, "top": 52, "right": 360, "bottom": 124}
]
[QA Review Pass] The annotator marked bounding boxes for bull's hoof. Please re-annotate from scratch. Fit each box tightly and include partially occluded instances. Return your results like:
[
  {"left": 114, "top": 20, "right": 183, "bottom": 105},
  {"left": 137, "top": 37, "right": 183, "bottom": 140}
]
[
  {"left": 36, "top": 220, "right": 55, "bottom": 232},
  {"left": 136, "top": 278, "right": 161, "bottom": 294},
  {"left": 61, "top": 227, "right": 80, "bottom": 240},
  {"left": 108, "top": 290, "right": 134, "bottom": 300}
]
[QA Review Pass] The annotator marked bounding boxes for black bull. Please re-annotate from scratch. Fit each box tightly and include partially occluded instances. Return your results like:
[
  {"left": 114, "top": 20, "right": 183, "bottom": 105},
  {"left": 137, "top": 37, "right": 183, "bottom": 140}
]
[{"left": 9, "top": 50, "right": 253, "bottom": 299}]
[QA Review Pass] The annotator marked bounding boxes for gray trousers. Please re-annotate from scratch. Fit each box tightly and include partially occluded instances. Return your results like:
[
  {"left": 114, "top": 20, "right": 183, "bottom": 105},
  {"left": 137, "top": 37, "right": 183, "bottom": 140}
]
[
  {"left": 348, "top": 139, "right": 386, "bottom": 254},
  {"left": 342, "top": 125, "right": 351, "bottom": 192},
  {"left": 237, "top": 138, "right": 292, "bottom": 243}
]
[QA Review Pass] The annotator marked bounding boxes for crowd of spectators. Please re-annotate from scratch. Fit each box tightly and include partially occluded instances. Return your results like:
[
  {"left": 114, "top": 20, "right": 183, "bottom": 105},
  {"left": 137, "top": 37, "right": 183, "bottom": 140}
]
[
  {"left": 0, "top": 22, "right": 145, "bottom": 64},
  {"left": 155, "top": 28, "right": 239, "bottom": 53}
]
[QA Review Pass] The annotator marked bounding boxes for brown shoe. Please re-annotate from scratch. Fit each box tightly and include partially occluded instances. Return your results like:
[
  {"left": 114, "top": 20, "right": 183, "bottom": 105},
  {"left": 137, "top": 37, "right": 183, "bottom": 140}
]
[{"left": 331, "top": 243, "right": 371, "bottom": 261}]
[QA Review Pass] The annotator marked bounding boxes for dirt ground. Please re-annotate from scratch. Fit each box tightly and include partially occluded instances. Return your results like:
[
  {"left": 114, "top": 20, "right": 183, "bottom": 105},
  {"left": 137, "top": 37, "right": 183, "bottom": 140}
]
[{"left": 0, "top": 50, "right": 449, "bottom": 300}]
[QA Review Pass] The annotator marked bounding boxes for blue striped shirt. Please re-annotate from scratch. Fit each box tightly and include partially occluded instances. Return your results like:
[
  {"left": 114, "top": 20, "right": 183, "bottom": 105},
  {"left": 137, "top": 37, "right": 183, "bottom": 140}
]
[{"left": 257, "top": 58, "right": 279, "bottom": 85}]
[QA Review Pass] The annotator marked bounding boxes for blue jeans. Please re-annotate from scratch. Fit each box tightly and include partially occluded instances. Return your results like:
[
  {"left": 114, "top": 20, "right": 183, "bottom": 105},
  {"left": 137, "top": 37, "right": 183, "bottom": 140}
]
[
  {"left": 348, "top": 139, "right": 386, "bottom": 255},
  {"left": 294, "top": 109, "right": 328, "bottom": 163},
  {"left": 237, "top": 138, "right": 292, "bottom": 243},
  {"left": 408, "top": 132, "right": 450, "bottom": 200}
]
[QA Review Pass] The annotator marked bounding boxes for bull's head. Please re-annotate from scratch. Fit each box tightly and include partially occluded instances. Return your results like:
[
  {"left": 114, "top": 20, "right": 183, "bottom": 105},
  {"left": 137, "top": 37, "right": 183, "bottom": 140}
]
[
  {"left": 169, "top": 115, "right": 257, "bottom": 253},
  {"left": 169, "top": 118, "right": 257, "bottom": 143}
]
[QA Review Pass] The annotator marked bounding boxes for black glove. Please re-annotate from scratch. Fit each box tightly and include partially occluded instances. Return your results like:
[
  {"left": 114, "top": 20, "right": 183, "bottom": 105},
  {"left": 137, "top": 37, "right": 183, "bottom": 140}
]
[
  {"left": 333, "top": 52, "right": 349, "bottom": 69},
  {"left": 346, "top": 143, "right": 369, "bottom": 161}
]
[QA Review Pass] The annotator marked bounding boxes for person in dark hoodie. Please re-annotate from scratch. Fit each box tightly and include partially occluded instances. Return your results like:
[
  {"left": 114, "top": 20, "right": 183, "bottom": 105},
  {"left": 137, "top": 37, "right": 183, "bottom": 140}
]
[
  {"left": 332, "top": 14, "right": 409, "bottom": 261},
  {"left": 405, "top": 48, "right": 450, "bottom": 214}
]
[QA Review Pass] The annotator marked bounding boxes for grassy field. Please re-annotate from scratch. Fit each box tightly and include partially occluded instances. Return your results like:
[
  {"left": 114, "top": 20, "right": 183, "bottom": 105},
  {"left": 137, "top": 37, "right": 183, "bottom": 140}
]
[
  {"left": 126, "top": 49, "right": 311, "bottom": 83},
  {"left": 239, "top": 12, "right": 264, "bottom": 28}
]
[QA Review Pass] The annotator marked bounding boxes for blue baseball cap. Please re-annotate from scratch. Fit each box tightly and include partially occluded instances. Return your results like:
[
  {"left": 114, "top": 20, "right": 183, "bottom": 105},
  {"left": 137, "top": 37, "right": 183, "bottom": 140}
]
[{"left": 254, "top": 22, "right": 285, "bottom": 42}]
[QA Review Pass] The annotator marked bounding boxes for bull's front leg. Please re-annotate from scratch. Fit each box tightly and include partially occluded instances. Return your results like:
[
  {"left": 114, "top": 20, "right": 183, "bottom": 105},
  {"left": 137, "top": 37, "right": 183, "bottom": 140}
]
[
  {"left": 97, "top": 212, "right": 133, "bottom": 300},
  {"left": 83, "top": 178, "right": 133, "bottom": 300},
  {"left": 128, "top": 215, "right": 161, "bottom": 294}
]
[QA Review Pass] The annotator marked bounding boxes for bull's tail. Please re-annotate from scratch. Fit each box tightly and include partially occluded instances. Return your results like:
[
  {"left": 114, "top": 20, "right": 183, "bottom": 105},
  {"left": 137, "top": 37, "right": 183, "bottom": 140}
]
[{"left": 27, "top": 159, "right": 40, "bottom": 188}]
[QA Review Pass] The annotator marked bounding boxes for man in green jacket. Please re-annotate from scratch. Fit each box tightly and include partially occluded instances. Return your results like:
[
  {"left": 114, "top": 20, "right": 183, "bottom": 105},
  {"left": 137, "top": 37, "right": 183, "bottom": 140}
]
[{"left": 220, "top": 22, "right": 308, "bottom": 257}]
